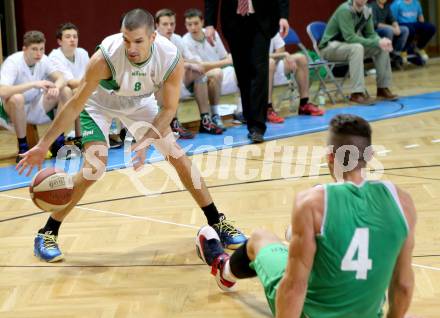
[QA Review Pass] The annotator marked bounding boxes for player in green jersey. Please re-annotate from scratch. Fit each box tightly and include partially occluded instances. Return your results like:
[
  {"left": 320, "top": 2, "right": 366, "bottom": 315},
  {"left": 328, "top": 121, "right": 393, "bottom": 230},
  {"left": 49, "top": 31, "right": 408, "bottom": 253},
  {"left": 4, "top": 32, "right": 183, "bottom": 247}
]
[{"left": 196, "top": 113, "right": 417, "bottom": 318}]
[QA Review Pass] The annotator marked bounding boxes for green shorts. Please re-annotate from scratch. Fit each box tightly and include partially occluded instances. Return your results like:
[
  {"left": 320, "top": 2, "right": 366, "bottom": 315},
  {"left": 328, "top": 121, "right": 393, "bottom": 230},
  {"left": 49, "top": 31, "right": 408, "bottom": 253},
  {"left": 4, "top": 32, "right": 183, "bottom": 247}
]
[
  {"left": 250, "top": 243, "right": 288, "bottom": 316},
  {"left": 79, "top": 109, "right": 106, "bottom": 145}
]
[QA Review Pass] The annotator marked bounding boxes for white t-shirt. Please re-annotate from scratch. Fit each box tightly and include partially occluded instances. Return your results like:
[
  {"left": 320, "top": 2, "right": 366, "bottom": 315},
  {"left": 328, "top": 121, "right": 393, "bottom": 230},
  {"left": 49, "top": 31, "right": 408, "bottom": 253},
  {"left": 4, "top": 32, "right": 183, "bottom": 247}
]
[
  {"left": 269, "top": 34, "right": 289, "bottom": 86},
  {"left": 97, "top": 32, "right": 179, "bottom": 98},
  {"left": 48, "top": 47, "right": 89, "bottom": 81},
  {"left": 183, "top": 30, "right": 228, "bottom": 62},
  {"left": 0, "top": 52, "right": 57, "bottom": 103},
  {"left": 269, "top": 33, "right": 285, "bottom": 53},
  {"left": 168, "top": 33, "right": 199, "bottom": 62}
]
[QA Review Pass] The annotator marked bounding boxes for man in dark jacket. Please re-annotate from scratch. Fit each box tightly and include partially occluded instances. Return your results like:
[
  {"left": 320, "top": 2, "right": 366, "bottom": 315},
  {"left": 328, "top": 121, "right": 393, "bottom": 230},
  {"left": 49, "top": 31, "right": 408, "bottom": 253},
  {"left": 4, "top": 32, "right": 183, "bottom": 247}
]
[{"left": 204, "top": 0, "right": 290, "bottom": 143}]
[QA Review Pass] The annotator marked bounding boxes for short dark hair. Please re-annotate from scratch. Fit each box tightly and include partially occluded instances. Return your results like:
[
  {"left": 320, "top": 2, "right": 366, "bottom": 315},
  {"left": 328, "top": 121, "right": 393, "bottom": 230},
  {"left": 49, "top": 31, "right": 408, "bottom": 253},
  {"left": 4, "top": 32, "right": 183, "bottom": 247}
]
[
  {"left": 23, "top": 31, "right": 45, "bottom": 47},
  {"left": 56, "top": 22, "right": 79, "bottom": 40},
  {"left": 155, "top": 8, "right": 176, "bottom": 24},
  {"left": 184, "top": 8, "right": 203, "bottom": 20},
  {"left": 121, "top": 8, "right": 155, "bottom": 34},
  {"left": 328, "top": 114, "right": 372, "bottom": 166}
]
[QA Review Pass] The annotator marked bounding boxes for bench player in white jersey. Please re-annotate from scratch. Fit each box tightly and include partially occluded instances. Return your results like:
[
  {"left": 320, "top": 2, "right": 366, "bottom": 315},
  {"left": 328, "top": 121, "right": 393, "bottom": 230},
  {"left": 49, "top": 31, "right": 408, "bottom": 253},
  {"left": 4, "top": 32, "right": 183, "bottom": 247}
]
[
  {"left": 49, "top": 22, "right": 90, "bottom": 148},
  {"left": 155, "top": 8, "right": 223, "bottom": 138},
  {"left": 182, "top": 8, "right": 239, "bottom": 131},
  {"left": 0, "top": 31, "right": 70, "bottom": 162},
  {"left": 17, "top": 9, "right": 246, "bottom": 263},
  {"left": 267, "top": 33, "right": 324, "bottom": 123}
]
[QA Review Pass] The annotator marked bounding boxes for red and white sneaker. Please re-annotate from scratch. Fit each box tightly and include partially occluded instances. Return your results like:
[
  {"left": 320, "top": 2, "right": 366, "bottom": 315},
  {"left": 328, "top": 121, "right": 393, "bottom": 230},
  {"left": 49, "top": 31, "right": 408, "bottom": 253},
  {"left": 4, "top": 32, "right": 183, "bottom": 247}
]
[
  {"left": 267, "top": 107, "right": 284, "bottom": 123},
  {"left": 196, "top": 225, "right": 236, "bottom": 291},
  {"left": 171, "top": 118, "right": 195, "bottom": 139},
  {"left": 298, "top": 103, "right": 325, "bottom": 116}
]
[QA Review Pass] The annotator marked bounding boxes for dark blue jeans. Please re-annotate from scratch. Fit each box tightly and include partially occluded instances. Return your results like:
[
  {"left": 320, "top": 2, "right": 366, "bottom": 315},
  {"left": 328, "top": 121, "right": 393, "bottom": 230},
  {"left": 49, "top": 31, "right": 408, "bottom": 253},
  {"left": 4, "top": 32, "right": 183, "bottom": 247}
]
[
  {"left": 399, "top": 22, "right": 437, "bottom": 50},
  {"left": 376, "top": 26, "right": 409, "bottom": 52}
]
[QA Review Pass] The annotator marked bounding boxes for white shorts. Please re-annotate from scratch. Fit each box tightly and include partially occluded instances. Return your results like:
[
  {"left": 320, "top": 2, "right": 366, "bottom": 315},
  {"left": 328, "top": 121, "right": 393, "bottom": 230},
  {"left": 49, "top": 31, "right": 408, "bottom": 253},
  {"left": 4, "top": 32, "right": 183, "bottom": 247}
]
[
  {"left": 81, "top": 88, "right": 159, "bottom": 146},
  {"left": 221, "top": 66, "right": 239, "bottom": 95},
  {"left": 274, "top": 60, "right": 289, "bottom": 86},
  {"left": 0, "top": 94, "right": 52, "bottom": 132}
]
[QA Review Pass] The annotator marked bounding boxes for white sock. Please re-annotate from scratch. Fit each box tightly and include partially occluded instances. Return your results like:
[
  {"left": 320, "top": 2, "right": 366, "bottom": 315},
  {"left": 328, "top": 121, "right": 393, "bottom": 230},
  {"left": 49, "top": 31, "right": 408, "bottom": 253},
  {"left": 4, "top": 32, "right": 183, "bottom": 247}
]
[
  {"left": 222, "top": 259, "right": 237, "bottom": 282},
  {"left": 211, "top": 105, "right": 220, "bottom": 115}
]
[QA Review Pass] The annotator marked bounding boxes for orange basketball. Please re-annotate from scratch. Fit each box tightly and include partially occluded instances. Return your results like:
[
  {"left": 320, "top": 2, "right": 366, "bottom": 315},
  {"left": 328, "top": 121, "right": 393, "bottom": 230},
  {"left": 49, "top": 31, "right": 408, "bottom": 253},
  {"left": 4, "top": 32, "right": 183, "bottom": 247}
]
[{"left": 29, "top": 167, "right": 74, "bottom": 212}]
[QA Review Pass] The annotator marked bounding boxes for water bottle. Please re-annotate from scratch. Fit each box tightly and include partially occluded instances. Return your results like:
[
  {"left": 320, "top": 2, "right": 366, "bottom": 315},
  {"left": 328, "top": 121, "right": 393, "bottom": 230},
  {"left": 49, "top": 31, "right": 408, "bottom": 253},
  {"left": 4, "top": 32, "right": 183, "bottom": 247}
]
[{"left": 318, "top": 89, "right": 326, "bottom": 107}]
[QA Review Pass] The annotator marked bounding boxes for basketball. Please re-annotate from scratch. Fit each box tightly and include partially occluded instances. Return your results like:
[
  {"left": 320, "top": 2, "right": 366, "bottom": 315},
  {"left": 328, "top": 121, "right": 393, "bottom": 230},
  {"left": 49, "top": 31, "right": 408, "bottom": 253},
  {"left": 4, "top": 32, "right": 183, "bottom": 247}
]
[{"left": 29, "top": 167, "right": 74, "bottom": 212}]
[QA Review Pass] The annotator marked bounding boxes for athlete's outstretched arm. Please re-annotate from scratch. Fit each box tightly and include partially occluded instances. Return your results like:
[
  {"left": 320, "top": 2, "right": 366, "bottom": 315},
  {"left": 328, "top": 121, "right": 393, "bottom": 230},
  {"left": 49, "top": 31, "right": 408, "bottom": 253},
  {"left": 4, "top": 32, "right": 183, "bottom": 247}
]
[
  {"left": 387, "top": 188, "right": 417, "bottom": 318},
  {"left": 16, "top": 51, "right": 111, "bottom": 176},
  {"left": 275, "top": 188, "right": 322, "bottom": 318}
]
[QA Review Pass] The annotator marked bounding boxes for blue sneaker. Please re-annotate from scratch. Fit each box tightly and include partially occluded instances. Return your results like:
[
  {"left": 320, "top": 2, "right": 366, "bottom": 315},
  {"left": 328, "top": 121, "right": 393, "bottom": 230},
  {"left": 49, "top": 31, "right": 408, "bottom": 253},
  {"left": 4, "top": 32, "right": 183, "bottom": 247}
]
[
  {"left": 196, "top": 225, "right": 235, "bottom": 291},
  {"left": 34, "top": 232, "right": 64, "bottom": 262},
  {"left": 212, "top": 214, "right": 247, "bottom": 250}
]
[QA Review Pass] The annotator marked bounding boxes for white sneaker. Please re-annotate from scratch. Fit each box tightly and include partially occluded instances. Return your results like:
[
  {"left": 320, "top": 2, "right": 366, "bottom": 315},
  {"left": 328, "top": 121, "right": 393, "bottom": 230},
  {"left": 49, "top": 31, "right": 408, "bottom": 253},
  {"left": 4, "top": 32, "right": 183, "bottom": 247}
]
[{"left": 414, "top": 48, "right": 429, "bottom": 62}]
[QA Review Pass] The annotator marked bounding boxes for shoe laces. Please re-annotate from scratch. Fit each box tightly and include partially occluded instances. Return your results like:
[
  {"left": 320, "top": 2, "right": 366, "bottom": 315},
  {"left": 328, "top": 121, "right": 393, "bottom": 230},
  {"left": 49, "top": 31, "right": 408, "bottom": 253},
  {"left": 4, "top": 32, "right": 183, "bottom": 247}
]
[
  {"left": 214, "top": 216, "right": 241, "bottom": 238},
  {"left": 41, "top": 233, "right": 59, "bottom": 250}
]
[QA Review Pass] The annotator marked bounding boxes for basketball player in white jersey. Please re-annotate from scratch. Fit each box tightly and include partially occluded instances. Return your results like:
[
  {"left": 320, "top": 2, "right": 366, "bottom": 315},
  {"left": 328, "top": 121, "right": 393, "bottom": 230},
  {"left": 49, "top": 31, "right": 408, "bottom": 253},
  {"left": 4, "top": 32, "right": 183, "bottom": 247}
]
[
  {"left": 0, "top": 31, "right": 70, "bottom": 162},
  {"left": 49, "top": 22, "right": 90, "bottom": 147},
  {"left": 17, "top": 9, "right": 246, "bottom": 263}
]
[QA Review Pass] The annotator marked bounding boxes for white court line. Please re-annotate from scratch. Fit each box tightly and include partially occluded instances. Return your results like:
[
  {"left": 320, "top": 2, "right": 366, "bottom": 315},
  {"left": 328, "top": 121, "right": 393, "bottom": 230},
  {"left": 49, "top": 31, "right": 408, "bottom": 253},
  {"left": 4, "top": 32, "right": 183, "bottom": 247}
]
[
  {"left": 376, "top": 149, "right": 392, "bottom": 155},
  {"left": 412, "top": 263, "right": 440, "bottom": 271},
  {"left": 0, "top": 193, "right": 198, "bottom": 230},
  {"left": 404, "top": 144, "right": 420, "bottom": 149},
  {"left": 77, "top": 206, "right": 198, "bottom": 229},
  {"left": 432, "top": 139, "right": 440, "bottom": 143},
  {"left": 0, "top": 193, "right": 32, "bottom": 201}
]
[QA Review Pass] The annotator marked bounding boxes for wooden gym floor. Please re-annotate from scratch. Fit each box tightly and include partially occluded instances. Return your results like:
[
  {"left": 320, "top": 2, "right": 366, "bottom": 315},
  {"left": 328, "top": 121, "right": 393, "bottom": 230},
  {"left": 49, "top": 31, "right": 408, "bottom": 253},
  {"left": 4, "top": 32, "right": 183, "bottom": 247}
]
[{"left": 0, "top": 63, "right": 439, "bottom": 317}]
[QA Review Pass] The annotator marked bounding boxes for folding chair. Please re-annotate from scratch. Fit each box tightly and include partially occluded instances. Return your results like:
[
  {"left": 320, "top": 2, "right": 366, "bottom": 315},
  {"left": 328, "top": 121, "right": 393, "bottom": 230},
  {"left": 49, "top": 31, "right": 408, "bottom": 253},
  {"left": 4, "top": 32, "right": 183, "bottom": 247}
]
[{"left": 306, "top": 22, "right": 348, "bottom": 103}]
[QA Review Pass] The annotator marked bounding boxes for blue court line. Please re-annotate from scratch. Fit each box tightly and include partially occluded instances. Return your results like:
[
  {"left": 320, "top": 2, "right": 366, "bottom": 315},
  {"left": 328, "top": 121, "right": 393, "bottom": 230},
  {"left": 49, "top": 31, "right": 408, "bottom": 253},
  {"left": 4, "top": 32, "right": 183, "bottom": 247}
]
[{"left": 1, "top": 91, "right": 439, "bottom": 192}]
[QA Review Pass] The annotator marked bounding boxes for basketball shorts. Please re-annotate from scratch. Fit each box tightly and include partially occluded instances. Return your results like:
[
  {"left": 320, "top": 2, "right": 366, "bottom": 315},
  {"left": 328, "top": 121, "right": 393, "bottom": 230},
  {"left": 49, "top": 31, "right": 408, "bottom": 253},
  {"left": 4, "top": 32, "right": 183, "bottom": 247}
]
[
  {"left": 220, "top": 66, "right": 239, "bottom": 95},
  {"left": 249, "top": 243, "right": 288, "bottom": 316},
  {"left": 80, "top": 89, "right": 184, "bottom": 159},
  {"left": 274, "top": 60, "right": 289, "bottom": 86},
  {"left": 0, "top": 94, "right": 53, "bottom": 132}
]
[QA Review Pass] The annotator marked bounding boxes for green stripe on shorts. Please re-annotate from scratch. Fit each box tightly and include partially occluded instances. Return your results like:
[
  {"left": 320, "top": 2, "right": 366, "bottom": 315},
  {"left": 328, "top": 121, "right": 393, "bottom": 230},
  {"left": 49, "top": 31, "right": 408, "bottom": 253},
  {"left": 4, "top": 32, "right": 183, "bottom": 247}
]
[
  {"left": 80, "top": 110, "right": 106, "bottom": 145},
  {"left": 249, "top": 243, "right": 288, "bottom": 316}
]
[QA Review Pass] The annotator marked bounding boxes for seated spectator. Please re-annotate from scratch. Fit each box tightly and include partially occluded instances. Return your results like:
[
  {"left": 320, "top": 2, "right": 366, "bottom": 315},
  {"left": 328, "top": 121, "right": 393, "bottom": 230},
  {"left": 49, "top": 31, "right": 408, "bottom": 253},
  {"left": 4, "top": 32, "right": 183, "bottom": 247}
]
[
  {"left": 391, "top": 0, "right": 436, "bottom": 63},
  {"left": 370, "top": 0, "right": 409, "bottom": 68},
  {"left": 319, "top": 0, "right": 397, "bottom": 104},
  {"left": 183, "top": 8, "right": 239, "bottom": 130},
  {"left": 49, "top": 22, "right": 90, "bottom": 148},
  {"left": 0, "top": 31, "right": 70, "bottom": 162},
  {"left": 155, "top": 8, "right": 222, "bottom": 137},
  {"left": 268, "top": 33, "right": 324, "bottom": 122}
]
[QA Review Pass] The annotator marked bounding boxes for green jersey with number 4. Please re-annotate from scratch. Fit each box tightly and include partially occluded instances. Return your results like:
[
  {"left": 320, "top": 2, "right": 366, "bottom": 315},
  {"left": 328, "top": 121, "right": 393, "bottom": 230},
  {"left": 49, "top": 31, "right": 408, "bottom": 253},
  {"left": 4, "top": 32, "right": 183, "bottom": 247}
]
[{"left": 302, "top": 180, "right": 409, "bottom": 318}]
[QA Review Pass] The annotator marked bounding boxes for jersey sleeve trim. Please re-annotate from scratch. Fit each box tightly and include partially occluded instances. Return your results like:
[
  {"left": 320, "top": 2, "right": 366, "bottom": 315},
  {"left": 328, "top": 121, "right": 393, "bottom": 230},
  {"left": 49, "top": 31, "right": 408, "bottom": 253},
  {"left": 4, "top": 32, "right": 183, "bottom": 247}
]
[
  {"left": 381, "top": 181, "right": 409, "bottom": 233},
  {"left": 320, "top": 184, "right": 329, "bottom": 236},
  {"left": 97, "top": 45, "right": 116, "bottom": 81},
  {"left": 162, "top": 51, "right": 181, "bottom": 82}
]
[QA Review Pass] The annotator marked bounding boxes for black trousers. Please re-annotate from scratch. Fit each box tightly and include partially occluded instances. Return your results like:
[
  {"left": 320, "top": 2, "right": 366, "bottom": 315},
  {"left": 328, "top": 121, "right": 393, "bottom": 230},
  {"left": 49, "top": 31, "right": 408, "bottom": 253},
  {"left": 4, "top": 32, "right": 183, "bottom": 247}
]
[{"left": 223, "top": 15, "right": 271, "bottom": 135}]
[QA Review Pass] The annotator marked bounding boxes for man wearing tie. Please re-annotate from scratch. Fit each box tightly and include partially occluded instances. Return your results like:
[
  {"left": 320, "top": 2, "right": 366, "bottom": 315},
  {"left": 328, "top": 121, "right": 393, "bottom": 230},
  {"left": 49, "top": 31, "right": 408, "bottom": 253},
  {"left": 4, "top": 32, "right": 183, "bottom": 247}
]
[{"left": 204, "top": 0, "right": 290, "bottom": 143}]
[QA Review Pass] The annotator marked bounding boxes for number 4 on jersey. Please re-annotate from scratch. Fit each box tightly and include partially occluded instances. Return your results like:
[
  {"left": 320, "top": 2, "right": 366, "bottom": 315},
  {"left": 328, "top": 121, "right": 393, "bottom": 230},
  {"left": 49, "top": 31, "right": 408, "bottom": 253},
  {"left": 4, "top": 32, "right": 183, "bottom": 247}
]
[{"left": 341, "top": 228, "right": 372, "bottom": 280}]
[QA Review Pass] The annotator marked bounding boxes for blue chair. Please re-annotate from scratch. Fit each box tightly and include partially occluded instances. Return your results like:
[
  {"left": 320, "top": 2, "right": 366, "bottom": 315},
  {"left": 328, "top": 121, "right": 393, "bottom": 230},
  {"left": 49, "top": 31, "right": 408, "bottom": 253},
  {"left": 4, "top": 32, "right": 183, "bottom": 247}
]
[{"left": 306, "top": 22, "right": 348, "bottom": 103}]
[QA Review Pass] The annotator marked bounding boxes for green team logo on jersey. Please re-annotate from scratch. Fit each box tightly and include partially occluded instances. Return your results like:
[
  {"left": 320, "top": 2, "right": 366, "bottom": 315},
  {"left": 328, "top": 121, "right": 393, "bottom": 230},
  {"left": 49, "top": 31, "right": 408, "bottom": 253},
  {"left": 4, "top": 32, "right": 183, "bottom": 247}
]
[{"left": 134, "top": 82, "right": 141, "bottom": 91}]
